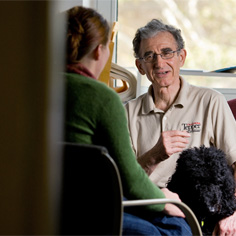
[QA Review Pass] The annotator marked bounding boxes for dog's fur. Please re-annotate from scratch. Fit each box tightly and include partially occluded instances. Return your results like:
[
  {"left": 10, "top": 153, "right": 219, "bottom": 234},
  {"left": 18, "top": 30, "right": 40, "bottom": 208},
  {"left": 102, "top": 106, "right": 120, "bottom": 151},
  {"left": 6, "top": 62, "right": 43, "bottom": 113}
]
[{"left": 167, "top": 145, "right": 236, "bottom": 235}]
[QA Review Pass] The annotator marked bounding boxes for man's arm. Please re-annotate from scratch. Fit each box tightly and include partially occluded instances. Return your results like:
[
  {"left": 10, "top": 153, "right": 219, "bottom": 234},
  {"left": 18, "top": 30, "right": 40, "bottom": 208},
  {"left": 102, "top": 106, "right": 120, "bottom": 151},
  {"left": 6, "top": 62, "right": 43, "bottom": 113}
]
[
  {"left": 213, "top": 163, "right": 236, "bottom": 236},
  {"left": 137, "top": 130, "right": 190, "bottom": 175}
]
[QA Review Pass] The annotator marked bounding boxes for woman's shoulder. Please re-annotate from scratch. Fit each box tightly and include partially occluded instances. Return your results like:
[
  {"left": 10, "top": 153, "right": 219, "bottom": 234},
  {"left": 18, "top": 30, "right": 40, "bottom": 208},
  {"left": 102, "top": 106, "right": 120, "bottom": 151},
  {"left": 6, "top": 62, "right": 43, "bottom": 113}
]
[{"left": 65, "top": 72, "right": 122, "bottom": 102}]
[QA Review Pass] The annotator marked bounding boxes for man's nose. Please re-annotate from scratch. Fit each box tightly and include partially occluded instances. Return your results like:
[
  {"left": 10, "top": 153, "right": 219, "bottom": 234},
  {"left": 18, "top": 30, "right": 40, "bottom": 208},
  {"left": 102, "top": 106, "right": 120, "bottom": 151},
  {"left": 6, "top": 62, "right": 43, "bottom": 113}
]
[{"left": 154, "top": 54, "right": 165, "bottom": 66}]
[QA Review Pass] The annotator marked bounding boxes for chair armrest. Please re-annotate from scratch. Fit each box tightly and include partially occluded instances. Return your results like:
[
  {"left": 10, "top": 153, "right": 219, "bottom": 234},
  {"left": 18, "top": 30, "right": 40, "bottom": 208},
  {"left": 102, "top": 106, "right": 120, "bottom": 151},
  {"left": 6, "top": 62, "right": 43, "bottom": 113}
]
[{"left": 123, "top": 199, "right": 202, "bottom": 236}]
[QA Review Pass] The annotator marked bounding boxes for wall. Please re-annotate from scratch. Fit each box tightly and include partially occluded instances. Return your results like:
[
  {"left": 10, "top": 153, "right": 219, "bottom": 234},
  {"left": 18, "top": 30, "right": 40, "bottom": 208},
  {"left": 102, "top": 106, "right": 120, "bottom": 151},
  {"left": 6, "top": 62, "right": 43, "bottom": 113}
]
[
  {"left": 56, "top": 0, "right": 117, "bottom": 27},
  {"left": 0, "top": 1, "right": 65, "bottom": 234}
]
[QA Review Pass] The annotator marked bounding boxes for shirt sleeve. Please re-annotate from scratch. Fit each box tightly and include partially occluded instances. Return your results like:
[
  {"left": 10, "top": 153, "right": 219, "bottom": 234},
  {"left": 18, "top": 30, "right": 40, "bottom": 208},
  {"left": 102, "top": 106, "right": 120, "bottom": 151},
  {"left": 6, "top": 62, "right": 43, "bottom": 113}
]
[{"left": 98, "top": 90, "right": 166, "bottom": 212}]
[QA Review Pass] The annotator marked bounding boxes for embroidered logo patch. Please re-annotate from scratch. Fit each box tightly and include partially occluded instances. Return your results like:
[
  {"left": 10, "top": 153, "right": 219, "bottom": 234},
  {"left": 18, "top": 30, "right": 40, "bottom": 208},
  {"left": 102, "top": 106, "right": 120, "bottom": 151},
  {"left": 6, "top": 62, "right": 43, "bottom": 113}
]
[{"left": 182, "top": 122, "right": 201, "bottom": 133}]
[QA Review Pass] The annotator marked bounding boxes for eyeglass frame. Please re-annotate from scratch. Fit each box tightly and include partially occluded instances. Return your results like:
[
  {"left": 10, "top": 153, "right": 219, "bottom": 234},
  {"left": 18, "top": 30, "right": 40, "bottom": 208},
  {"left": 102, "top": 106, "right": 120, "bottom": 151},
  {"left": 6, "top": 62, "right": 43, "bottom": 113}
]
[{"left": 138, "top": 49, "right": 181, "bottom": 63}]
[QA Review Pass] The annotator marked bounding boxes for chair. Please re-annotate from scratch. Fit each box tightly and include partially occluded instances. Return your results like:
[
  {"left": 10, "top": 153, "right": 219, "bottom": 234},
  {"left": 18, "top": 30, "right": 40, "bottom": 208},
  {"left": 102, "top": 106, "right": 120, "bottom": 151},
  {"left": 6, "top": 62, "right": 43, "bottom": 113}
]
[
  {"left": 228, "top": 98, "right": 236, "bottom": 120},
  {"left": 59, "top": 142, "right": 202, "bottom": 236},
  {"left": 98, "top": 22, "right": 118, "bottom": 86},
  {"left": 59, "top": 142, "right": 122, "bottom": 235}
]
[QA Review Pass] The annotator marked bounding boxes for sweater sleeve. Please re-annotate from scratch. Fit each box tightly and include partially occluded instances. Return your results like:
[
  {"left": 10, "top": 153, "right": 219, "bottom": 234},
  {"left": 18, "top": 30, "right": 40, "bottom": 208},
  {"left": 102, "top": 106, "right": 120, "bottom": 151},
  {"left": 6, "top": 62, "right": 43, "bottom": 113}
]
[{"left": 97, "top": 89, "right": 165, "bottom": 212}]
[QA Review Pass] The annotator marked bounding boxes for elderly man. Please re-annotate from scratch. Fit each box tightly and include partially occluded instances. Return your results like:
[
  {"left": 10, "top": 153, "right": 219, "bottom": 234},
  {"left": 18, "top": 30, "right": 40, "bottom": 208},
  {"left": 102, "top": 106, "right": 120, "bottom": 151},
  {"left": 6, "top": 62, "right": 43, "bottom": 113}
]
[{"left": 125, "top": 19, "right": 236, "bottom": 235}]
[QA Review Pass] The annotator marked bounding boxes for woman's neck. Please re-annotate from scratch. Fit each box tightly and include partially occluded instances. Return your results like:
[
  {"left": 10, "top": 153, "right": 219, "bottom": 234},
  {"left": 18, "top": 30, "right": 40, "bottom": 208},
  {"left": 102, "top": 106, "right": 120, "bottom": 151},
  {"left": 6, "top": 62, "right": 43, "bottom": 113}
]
[{"left": 79, "top": 57, "right": 98, "bottom": 79}]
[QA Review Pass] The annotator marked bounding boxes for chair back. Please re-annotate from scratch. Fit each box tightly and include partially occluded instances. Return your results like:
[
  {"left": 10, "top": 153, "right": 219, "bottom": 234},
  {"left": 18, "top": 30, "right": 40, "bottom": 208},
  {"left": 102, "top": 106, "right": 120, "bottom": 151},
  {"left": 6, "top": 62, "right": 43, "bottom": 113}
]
[
  {"left": 228, "top": 98, "right": 236, "bottom": 120},
  {"left": 59, "top": 142, "right": 123, "bottom": 235}
]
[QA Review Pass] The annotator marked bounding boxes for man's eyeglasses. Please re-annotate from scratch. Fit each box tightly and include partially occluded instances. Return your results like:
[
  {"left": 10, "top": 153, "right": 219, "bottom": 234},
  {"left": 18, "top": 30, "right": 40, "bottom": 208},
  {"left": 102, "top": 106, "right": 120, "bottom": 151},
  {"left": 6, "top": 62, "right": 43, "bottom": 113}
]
[{"left": 139, "top": 49, "right": 180, "bottom": 63}]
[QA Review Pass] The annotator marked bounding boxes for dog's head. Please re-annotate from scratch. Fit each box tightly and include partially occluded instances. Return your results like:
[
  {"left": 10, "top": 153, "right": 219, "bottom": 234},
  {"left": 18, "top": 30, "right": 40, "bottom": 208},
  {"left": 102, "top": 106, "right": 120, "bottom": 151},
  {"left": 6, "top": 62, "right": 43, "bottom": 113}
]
[{"left": 167, "top": 145, "right": 236, "bottom": 222}]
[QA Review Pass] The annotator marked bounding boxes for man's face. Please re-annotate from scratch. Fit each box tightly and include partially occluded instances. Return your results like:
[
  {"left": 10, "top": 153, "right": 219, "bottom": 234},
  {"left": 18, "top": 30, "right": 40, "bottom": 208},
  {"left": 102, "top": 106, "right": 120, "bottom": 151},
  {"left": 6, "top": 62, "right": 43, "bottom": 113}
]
[{"left": 136, "top": 31, "right": 186, "bottom": 89}]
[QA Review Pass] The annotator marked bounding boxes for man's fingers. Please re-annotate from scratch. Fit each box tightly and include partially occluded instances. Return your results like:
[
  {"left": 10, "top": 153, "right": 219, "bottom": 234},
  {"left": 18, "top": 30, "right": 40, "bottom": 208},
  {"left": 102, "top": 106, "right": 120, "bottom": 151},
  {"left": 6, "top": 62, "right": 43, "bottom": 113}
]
[
  {"left": 163, "top": 130, "right": 191, "bottom": 138},
  {"left": 160, "top": 130, "right": 191, "bottom": 156},
  {"left": 164, "top": 139, "right": 190, "bottom": 156},
  {"left": 170, "top": 136, "right": 190, "bottom": 144},
  {"left": 163, "top": 133, "right": 190, "bottom": 147}
]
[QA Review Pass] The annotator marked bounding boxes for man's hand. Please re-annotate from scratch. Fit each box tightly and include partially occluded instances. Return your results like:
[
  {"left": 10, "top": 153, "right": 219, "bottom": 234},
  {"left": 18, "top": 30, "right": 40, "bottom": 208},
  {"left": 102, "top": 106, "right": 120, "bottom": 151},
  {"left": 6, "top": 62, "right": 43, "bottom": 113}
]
[
  {"left": 138, "top": 130, "right": 190, "bottom": 175},
  {"left": 161, "top": 188, "right": 185, "bottom": 218},
  {"left": 161, "top": 130, "right": 191, "bottom": 157},
  {"left": 212, "top": 211, "right": 236, "bottom": 236}
]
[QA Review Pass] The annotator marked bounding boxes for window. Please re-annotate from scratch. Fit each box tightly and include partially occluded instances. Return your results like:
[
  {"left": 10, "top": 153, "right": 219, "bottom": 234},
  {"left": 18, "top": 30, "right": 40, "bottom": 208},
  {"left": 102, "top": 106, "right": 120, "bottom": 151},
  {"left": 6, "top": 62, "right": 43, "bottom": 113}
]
[{"left": 117, "top": 0, "right": 236, "bottom": 96}]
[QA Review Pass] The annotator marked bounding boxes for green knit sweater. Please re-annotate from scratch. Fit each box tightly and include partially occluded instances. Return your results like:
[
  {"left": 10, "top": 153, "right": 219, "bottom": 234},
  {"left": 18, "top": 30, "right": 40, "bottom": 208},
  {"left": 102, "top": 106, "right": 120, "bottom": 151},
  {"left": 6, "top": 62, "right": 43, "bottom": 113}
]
[{"left": 64, "top": 72, "right": 165, "bottom": 212}]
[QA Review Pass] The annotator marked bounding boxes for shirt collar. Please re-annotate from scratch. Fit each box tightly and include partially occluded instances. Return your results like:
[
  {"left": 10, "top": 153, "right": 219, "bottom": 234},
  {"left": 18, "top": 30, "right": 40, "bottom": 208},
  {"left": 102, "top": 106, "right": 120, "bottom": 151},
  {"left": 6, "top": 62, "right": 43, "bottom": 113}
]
[
  {"left": 141, "top": 76, "right": 189, "bottom": 114},
  {"left": 174, "top": 76, "right": 189, "bottom": 107}
]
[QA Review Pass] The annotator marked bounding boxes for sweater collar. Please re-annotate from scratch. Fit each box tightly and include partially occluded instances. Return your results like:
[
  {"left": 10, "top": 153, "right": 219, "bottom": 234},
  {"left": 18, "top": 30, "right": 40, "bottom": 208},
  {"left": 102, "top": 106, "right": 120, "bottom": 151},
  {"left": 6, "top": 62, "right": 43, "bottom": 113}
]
[{"left": 66, "top": 63, "right": 96, "bottom": 80}]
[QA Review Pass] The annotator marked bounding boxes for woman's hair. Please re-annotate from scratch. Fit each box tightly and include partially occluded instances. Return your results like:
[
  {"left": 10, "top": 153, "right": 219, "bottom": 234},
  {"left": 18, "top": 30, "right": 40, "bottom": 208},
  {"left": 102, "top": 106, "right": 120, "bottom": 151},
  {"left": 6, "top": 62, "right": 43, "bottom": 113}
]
[
  {"left": 133, "top": 19, "right": 185, "bottom": 58},
  {"left": 66, "top": 6, "right": 110, "bottom": 64}
]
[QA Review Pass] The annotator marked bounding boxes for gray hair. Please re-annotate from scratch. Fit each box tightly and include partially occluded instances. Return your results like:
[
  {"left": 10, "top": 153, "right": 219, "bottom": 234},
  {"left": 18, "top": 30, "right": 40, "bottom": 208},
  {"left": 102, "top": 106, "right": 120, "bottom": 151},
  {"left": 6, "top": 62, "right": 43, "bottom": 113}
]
[{"left": 133, "top": 19, "right": 185, "bottom": 58}]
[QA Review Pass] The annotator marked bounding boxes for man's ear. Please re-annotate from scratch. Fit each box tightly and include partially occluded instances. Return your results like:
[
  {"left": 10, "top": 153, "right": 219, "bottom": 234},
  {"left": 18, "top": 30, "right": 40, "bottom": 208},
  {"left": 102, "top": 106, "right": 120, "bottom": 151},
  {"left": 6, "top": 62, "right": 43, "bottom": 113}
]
[
  {"left": 179, "top": 49, "right": 187, "bottom": 67},
  {"left": 135, "top": 59, "right": 146, "bottom": 75}
]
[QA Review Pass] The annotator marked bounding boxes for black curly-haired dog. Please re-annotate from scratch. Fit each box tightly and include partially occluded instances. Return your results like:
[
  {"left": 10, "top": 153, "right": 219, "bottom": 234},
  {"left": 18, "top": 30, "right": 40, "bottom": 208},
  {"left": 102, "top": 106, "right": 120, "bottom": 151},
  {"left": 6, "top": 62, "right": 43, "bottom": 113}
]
[{"left": 167, "top": 145, "right": 236, "bottom": 236}]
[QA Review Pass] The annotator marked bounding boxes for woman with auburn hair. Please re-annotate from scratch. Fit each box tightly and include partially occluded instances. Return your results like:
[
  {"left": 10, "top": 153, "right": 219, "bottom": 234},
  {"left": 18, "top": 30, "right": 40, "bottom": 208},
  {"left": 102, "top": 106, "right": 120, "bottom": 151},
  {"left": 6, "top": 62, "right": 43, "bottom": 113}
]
[{"left": 64, "top": 6, "right": 191, "bottom": 236}]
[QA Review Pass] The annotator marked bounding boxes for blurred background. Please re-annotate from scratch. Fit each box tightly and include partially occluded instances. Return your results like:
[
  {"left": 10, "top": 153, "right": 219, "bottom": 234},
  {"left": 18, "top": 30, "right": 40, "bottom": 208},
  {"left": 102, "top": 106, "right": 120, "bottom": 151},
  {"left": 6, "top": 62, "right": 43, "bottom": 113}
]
[{"left": 117, "top": 0, "right": 236, "bottom": 89}]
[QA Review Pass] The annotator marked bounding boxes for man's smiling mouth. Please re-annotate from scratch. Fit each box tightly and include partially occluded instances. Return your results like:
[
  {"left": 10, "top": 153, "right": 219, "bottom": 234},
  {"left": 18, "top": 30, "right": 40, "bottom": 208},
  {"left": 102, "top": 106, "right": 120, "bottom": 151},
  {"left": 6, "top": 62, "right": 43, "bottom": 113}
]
[{"left": 158, "top": 71, "right": 168, "bottom": 74}]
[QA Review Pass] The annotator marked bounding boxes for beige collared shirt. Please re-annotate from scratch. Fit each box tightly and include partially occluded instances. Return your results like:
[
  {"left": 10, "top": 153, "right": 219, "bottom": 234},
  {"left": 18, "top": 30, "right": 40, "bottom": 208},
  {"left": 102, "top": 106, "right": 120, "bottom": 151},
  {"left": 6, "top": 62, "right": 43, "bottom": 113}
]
[{"left": 125, "top": 77, "right": 236, "bottom": 187}]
